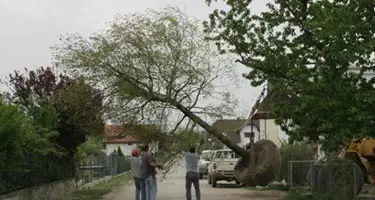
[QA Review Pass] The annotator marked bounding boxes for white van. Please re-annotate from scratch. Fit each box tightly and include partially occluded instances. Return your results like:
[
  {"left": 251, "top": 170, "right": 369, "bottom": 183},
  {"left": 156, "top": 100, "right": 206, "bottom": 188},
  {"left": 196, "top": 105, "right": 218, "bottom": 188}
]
[{"left": 207, "top": 149, "right": 240, "bottom": 187}]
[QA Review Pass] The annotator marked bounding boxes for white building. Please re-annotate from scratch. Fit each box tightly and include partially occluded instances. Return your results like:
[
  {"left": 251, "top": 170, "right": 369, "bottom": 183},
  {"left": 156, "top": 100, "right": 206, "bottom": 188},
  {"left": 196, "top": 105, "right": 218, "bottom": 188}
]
[
  {"left": 238, "top": 122, "right": 261, "bottom": 147},
  {"left": 104, "top": 124, "right": 159, "bottom": 156},
  {"left": 347, "top": 65, "right": 375, "bottom": 80},
  {"left": 247, "top": 86, "right": 288, "bottom": 148},
  {"left": 258, "top": 119, "right": 288, "bottom": 147},
  {"left": 211, "top": 118, "right": 261, "bottom": 149},
  {"left": 248, "top": 65, "right": 375, "bottom": 158}
]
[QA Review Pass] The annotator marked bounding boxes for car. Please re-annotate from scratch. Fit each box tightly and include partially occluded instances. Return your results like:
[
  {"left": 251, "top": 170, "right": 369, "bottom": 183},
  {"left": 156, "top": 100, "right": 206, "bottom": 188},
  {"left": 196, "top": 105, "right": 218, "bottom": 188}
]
[
  {"left": 207, "top": 149, "right": 240, "bottom": 187},
  {"left": 198, "top": 150, "right": 213, "bottom": 179}
]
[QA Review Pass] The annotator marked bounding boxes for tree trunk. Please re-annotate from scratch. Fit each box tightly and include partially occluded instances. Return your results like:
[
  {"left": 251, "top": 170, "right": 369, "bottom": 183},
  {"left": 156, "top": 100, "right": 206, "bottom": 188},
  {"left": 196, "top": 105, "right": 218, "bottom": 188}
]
[
  {"left": 143, "top": 89, "right": 280, "bottom": 186},
  {"left": 172, "top": 101, "right": 249, "bottom": 159}
]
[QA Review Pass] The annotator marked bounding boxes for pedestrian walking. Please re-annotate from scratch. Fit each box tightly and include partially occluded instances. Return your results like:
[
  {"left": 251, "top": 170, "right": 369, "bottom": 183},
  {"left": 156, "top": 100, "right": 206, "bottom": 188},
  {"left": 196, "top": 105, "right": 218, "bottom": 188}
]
[
  {"left": 130, "top": 148, "right": 146, "bottom": 200},
  {"left": 140, "top": 145, "right": 163, "bottom": 200},
  {"left": 185, "top": 146, "right": 201, "bottom": 200}
]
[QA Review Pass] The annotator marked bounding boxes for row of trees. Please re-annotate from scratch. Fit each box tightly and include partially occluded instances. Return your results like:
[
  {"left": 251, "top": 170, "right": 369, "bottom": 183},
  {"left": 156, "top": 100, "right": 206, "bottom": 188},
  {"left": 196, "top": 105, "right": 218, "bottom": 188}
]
[{"left": 0, "top": 67, "right": 104, "bottom": 194}]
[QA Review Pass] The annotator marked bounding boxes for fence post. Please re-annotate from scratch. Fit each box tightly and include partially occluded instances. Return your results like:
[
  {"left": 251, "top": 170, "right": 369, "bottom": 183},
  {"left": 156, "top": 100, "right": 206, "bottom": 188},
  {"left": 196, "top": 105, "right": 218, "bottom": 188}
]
[
  {"left": 353, "top": 164, "right": 357, "bottom": 197},
  {"left": 27, "top": 152, "right": 32, "bottom": 187},
  {"left": 288, "top": 161, "right": 293, "bottom": 190},
  {"left": 310, "top": 161, "right": 313, "bottom": 193}
]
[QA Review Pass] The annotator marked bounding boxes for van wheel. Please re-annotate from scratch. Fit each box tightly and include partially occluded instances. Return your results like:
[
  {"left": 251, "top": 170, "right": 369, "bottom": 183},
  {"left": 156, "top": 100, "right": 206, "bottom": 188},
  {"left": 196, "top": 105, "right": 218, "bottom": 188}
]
[{"left": 212, "top": 175, "right": 217, "bottom": 188}]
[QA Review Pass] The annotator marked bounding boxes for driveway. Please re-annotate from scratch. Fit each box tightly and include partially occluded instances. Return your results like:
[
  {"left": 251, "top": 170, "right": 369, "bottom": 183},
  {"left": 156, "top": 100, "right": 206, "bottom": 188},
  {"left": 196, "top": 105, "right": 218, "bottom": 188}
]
[{"left": 104, "top": 162, "right": 287, "bottom": 200}]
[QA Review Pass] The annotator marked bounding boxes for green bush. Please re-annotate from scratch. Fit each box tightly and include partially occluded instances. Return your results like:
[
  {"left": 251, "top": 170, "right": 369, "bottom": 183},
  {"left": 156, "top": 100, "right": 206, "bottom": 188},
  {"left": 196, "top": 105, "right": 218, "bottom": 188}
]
[
  {"left": 280, "top": 141, "right": 315, "bottom": 185},
  {"left": 0, "top": 99, "right": 72, "bottom": 195}
]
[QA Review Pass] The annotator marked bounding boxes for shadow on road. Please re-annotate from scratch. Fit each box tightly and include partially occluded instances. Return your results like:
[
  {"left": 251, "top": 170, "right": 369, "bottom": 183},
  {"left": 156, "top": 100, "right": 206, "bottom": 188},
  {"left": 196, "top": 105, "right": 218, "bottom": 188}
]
[
  {"left": 215, "top": 183, "right": 243, "bottom": 189},
  {"left": 200, "top": 177, "right": 243, "bottom": 189}
]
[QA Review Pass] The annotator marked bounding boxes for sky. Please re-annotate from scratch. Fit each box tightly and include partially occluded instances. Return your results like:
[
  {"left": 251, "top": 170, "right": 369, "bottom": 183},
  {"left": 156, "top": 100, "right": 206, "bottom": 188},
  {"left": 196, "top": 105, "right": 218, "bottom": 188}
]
[{"left": 0, "top": 0, "right": 269, "bottom": 118}]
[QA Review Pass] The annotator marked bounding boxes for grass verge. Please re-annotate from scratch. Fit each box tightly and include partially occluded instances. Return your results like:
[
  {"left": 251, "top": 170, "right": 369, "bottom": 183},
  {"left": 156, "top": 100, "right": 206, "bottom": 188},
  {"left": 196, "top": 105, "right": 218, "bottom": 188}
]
[
  {"left": 281, "top": 190, "right": 335, "bottom": 200},
  {"left": 60, "top": 172, "right": 131, "bottom": 200}
]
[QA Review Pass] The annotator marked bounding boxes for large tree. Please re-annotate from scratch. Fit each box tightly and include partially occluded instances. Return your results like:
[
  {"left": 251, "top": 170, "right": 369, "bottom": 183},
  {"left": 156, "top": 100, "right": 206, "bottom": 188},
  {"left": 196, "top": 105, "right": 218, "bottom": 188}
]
[
  {"left": 6, "top": 67, "right": 104, "bottom": 156},
  {"left": 204, "top": 0, "right": 375, "bottom": 151},
  {"left": 53, "top": 7, "right": 248, "bottom": 157}
]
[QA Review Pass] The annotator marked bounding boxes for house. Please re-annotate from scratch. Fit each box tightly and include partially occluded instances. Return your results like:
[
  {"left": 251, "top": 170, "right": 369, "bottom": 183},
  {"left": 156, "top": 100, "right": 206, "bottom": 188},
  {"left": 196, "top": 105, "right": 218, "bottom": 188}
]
[
  {"left": 347, "top": 65, "right": 375, "bottom": 80},
  {"left": 211, "top": 118, "right": 260, "bottom": 149},
  {"left": 245, "top": 63, "right": 375, "bottom": 157},
  {"left": 247, "top": 85, "right": 288, "bottom": 148},
  {"left": 103, "top": 124, "right": 159, "bottom": 156}
]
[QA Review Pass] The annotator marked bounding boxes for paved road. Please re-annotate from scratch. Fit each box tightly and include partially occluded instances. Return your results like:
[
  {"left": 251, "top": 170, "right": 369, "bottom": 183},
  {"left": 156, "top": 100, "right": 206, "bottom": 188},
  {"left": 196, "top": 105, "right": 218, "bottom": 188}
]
[{"left": 104, "top": 162, "right": 287, "bottom": 200}]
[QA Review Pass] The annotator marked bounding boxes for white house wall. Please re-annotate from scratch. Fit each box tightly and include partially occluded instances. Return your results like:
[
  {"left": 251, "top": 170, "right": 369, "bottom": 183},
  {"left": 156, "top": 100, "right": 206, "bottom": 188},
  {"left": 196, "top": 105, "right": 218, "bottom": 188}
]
[
  {"left": 347, "top": 66, "right": 375, "bottom": 81},
  {"left": 105, "top": 142, "right": 159, "bottom": 156},
  {"left": 257, "top": 119, "right": 327, "bottom": 160},
  {"left": 239, "top": 125, "right": 261, "bottom": 148},
  {"left": 105, "top": 143, "right": 137, "bottom": 156},
  {"left": 259, "top": 119, "right": 288, "bottom": 147}
]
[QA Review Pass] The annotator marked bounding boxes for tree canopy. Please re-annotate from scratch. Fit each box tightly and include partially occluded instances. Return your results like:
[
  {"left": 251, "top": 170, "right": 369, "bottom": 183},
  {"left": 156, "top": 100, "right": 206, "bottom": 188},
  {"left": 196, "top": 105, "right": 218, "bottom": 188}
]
[
  {"left": 204, "top": 0, "right": 375, "bottom": 151},
  {"left": 6, "top": 67, "right": 104, "bottom": 156},
  {"left": 53, "top": 6, "right": 249, "bottom": 158}
]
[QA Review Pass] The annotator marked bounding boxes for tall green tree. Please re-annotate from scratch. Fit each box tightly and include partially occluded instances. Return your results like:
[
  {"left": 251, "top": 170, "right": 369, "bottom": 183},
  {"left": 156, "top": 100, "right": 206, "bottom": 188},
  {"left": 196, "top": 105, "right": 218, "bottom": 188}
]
[
  {"left": 53, "top": 77, "right": 104, "bottom": 156},
  {"left": 53, "top": 7, "right": 247, "bottom": 158},
  {"left": 204, "top": 0, "right": 375, "bottom": 151},
  {"left": 7, "top": 67, "right": 104, "bottom": 156},
  {"left": 0, "top": 98, "right": 62, "bottom": 194},
  {"left": 0, "top": 99, "right": 34, "bottom": 173}
]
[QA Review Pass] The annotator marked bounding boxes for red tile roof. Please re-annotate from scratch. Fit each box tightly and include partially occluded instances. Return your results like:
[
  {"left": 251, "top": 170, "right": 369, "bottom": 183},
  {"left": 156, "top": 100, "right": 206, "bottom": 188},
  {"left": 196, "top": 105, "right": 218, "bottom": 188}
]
[
  {"left": 103, "top": 124, "right": 158, "bottom": 144},
  {"left": 104, "top": 125, "right": 137, "bottom": 144}
]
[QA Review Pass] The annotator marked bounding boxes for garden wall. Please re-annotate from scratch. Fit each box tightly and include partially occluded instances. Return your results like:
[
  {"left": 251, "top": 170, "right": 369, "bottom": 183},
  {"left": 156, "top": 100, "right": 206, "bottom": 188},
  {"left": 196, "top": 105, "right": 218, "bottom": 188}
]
[{"left": 0, "top": 179, "right": 75, "bottom": 200}]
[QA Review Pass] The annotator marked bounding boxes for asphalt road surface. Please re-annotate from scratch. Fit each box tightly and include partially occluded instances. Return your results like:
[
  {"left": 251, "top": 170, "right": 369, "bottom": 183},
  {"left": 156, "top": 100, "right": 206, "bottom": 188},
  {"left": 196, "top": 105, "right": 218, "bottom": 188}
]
[{"left": 104, "top": 162, "right": 287, "bottom": 200}]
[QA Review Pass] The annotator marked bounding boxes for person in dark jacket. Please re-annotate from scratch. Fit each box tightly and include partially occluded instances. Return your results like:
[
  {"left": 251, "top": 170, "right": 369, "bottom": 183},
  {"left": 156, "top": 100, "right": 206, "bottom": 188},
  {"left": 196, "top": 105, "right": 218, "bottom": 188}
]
[
  {"left": 139, "top": 145, "right": 163, "bottom": 200},
  {"left": 130, "top": 148, "right": 146, "bottom": 200}
]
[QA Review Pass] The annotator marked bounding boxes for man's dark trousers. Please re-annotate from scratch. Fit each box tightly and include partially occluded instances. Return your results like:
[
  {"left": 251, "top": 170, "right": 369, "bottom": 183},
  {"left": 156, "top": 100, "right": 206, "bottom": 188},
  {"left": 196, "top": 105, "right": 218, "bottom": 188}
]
[
  {"left": 185, "top": 171, "right": 200, "bottom": 200},
  {"left": 134, "top": 177, "right": 146, "bottom": 200}
]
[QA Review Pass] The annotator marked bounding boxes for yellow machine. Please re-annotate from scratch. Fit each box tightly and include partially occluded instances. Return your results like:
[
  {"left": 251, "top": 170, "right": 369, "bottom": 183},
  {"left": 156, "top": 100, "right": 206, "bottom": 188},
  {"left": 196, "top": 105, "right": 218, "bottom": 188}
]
[{"left": 345, "top": 139, "right": 375, "bottom": 186}]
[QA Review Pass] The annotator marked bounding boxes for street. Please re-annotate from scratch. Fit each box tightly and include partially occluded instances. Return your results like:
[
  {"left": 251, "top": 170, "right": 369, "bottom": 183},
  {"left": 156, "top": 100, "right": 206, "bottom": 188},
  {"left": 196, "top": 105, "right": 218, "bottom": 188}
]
[{"left": 104, "top": 162, "right": 288, "bottom": 200}]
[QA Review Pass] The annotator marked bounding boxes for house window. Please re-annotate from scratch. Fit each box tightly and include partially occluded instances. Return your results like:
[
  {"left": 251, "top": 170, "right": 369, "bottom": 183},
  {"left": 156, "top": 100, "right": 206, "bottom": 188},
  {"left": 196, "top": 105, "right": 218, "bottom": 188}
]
[{"left": 244, "top": 132, "right": 254, "bottom": 138}]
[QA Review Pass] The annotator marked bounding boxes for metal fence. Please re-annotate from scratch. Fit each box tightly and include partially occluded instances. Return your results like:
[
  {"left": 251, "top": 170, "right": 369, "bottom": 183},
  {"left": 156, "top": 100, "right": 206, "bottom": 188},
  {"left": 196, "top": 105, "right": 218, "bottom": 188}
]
[
  {"left": 0, "top": 154, "right": 75, "bottom": 195},
  {"left": 288, "top": 160, "right": 316, "bottom": 192},
  {"left": 76, "top": 152, "right": 130, "bottom": 186},
  {"left": 288, "top": 160, "right": 361, "bottom": 199},
  {"left": 1, "top": 152, "right": 131, "bottom": 195}
]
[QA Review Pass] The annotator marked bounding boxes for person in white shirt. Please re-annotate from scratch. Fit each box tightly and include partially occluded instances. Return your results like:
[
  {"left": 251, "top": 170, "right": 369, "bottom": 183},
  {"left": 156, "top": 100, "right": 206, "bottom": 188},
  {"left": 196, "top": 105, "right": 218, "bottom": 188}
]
[{"left": 184, "top": 146, "right": 200, "bottom": 200}]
